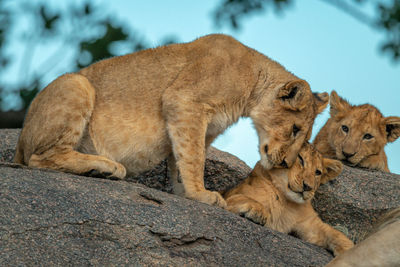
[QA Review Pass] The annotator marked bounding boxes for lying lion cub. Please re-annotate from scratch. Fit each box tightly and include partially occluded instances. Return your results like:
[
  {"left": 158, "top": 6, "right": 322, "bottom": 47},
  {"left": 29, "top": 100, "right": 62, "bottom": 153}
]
[
  {"left": 15, "top": 34, "right": 329, "bottom": 207},
  {"left": 224, "top": 142, "right": 354, "bottom": 255},
  {"left": 327, "top": 207, "right": 400, "bottom": 266},
  {"left": 314, "top": 91, "right": 400, "bottom": 172}
]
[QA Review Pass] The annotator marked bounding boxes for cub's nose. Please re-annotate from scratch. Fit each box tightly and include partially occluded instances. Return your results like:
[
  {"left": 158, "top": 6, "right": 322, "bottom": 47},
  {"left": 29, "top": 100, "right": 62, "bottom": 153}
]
[
  {"left": 342, "top": 151, "right": 355, "bottom": 159},
  {"left": 303, "top": 182, "right": 312, "bottom": 192}
]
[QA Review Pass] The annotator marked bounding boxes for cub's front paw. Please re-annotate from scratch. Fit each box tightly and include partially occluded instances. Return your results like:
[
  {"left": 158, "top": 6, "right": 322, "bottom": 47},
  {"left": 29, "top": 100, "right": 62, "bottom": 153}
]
[
  {"left": 84, "top": 161, "right": 126, "bottom": 180},
  {"left": 226, "top": 204, "right": 268, "bottom": 225},
  {"left": 241, "top": 207, "right": 268, "bottom": 226},
  {"left": 186, "top": 190, "right": 227, "bottom": 208},
  {"left": 110, "top": 162, "right": 127, "bottom": 179}
]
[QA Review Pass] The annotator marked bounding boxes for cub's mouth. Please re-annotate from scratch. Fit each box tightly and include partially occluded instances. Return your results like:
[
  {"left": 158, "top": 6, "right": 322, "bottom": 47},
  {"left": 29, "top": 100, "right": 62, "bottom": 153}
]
[
  {"left": 261, "top": 156, "right": 276, "bottom": 170},
  {"left": 264, "top": 157, "right": 288, "bottom": 169},
  {"left": 278, "top": 159, "right": 289, "bottom": 169},
  {"left": 262, "top": 145, "right": 288, "bottom": 169},
  {"left": 288, "top": 184, "right": 302, "bottom": 196},
  {"left": 337, "top": 151, "right": 359, "bottom": 166},
  {"left": 287, "top": 183, "right": 314, "bottom": 202},
  {"left": 287, "top": 184, "right": 306, "bottom": 203},
  {"left": 341, "top": 158, "right": 357, "bottom": 167}
]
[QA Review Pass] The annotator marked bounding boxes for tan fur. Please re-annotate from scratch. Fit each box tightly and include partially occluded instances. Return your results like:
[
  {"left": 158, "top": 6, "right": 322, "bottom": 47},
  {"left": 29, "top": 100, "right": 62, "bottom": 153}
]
[
  {"left": 224, "top": 143, "right": 354, "bottom": 256},
  {"left": 314, "top": 91, "right": 400, "bottom": 172},
  {"left": 14, "top": 34, "right": 328, "bottom": 207},
  {"left": 326, "top": 207, "right": 400, "bottom": 266}
]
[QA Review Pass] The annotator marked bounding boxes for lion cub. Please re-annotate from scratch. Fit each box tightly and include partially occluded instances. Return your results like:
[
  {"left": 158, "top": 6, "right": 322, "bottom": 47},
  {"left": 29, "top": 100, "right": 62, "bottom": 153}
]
[
  {"left": 327, "top": 207, "right": 400, "bottom": 266},
  {"left": 313, "top": 91, "right": 400, "bottom": 172},
  {"left": 14, "top": 34, "right": 329, "bottom": 207},
  {"left": 224, "top": 142, "right": 354, "bottom": 256}
]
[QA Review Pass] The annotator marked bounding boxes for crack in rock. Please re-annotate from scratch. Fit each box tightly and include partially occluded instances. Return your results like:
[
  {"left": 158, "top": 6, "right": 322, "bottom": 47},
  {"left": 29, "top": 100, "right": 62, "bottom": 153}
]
[
  {"left": 139, "top": 191, "right": 164, "bottom": 205},
  {"left": 149, "top": 229, "right": 213, "bottom": 248}
]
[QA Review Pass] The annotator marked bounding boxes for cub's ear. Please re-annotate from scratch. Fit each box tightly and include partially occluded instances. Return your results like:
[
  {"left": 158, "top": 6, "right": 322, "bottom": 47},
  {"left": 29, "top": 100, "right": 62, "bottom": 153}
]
[
  {"left": 277, "top": 80, "right": 310, "bottom": 111},
  {"left": 313, "top": 92, "right": 329, "bottom": 114},
  {"left": 321, "top": 158, "right": 343, "bottom": 185},
  {"left": 330, "top": 91, "right": 351, "bottom": 118},
  {"left": 383, "top": 116, "right": 400, "bottom": 143}
]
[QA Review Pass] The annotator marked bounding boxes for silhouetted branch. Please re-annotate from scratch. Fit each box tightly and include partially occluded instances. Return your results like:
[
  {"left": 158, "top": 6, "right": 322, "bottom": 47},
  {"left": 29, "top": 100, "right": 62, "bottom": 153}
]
[{"left": 319, "top": 0, "right": 375, "bottom": 27}]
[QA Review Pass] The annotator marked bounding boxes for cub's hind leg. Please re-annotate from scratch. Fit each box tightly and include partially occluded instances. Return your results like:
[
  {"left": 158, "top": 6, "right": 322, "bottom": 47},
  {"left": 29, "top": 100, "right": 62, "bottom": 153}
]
[
  {"left": 16, "top": 73, "right": 126, "bottom": 179},
  {"left": 29, "top": 148, "right": 126, "bottom": 179}
]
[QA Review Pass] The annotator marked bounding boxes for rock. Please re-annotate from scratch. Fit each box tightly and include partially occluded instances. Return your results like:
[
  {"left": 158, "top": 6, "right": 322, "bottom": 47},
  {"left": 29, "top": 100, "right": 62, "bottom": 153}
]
[
  {"left": 0, "top": 163, "right": 333, "bottom": 266},
  {"left": 313, "top": 165, "right": 400, "bottom": 242},
  {"left": 128, "top": 146, "right": 252, "bottom": 194},
  {"left": 0, "top": 129, "right": 18, "bottom": 163}
]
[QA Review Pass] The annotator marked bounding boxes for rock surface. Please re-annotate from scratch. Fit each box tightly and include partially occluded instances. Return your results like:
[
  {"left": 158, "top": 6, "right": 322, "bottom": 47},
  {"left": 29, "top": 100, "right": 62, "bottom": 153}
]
[
  {"left": 313, "top": 165, "right": 400, "bottom": 242},
  {"left": 0, "top": 163, "right": 333, "bottom": 266},
  {"left": 0, "top": 129, "right": 17, "bottom": 163},
  {"left": 1, "top": 129, "right": 399, "bottom": 266}
]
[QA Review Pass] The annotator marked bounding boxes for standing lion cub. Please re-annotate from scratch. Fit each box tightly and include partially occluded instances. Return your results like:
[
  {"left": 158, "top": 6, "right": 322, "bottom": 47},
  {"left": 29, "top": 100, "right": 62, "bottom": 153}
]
[
  {"left": 224, "top": 142, "right": 354, "bottom": 256},
  {"left": 313, "top": 91, "right": 400, "bottom": 172},
  {"left": 15, "top": 34, "right": 328, "bottom": 207}
]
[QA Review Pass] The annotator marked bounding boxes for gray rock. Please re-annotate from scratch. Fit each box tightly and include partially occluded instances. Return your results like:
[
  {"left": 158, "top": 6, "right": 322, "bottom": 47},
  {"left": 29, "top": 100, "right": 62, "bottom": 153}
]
[
  {"left": 0, "top": 129, "right": 18, "bottom": 163},
  {"left": 128, "top": 146, "right": 252, "bottom": 194},
  {"left": 0, "top": 163, "right": 333, "bottom": 266},
  {"left": 313, "top": 165, "right": 400, "bottom": 242}
]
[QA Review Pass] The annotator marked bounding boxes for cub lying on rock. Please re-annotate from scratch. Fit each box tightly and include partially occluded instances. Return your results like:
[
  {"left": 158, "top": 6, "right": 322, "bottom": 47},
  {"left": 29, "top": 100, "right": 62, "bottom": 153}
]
[
  {"left": 224, "top": 142, "right": 354, "bottom": 256},
  {"left": 14, "top": 34, "right": 328, "bottom": 207},
  {"left": 313, "top": 91, "right": 400, "bottom": 172},
  {"left": 327, "top": 207, "right": 400, "bottom": 266}
]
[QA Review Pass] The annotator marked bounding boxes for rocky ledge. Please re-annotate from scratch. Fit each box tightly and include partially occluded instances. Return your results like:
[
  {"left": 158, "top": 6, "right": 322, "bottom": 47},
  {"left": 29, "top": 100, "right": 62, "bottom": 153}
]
[{"left": 1, "top": 129, "right": 399, "bottom": 266}]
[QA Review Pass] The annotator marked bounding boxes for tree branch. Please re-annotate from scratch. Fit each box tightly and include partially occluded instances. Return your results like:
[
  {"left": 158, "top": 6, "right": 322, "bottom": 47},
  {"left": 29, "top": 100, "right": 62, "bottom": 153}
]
[{"left": 318, "top": 0, "right": 376, "bottom": 28}]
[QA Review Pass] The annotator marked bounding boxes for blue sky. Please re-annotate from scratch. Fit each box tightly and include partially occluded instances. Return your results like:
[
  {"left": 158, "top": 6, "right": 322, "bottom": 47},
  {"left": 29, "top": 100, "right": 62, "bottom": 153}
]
[{"left": 6, "top": 0, "right": 400, "bottom": 173}]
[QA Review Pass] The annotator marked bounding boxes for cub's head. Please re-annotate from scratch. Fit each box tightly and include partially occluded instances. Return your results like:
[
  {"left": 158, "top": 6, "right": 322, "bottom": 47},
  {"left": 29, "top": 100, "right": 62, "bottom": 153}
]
[
  {"left": 327, "top": 91, "right": 400, "bottom": 167},
  {"left": 251, "top": 79, "right": 329, "bottom": 170},
  {"left": 271, "top": 142, "right": 343, "bottom": 204}
]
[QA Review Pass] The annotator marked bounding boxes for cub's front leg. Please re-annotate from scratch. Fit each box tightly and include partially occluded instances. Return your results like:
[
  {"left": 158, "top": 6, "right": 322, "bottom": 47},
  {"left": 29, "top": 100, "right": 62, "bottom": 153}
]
[
  {"left": 358, "top": 153, "right": 389, "bottom": 172},
  {"left": 294, "top": 212, "right": 354, "bottom": 256},
  {"left": 225, "top": 194, "right": 269, "bottom": 225},
  {"left": 167, "top": 154, "right": 185, "bottom": 196},
  {"left": 164, "top": 101, "right": 226, "bottom": 208}
]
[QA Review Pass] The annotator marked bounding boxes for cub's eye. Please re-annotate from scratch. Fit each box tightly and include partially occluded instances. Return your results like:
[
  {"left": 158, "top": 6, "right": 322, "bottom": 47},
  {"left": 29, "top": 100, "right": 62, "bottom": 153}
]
[
  {"left": 363, "top": 133, "right": 373, "bottom": 140},
  {"left": 341, "top": 125, "right": 349, "bottom": 133},
  {"left": 298, "top": 155, "right": 304, "bottom": 167},
  {"left": 293, "top": 124, "right": 300, "bottom": 137},
  {"left": 315, "top": 170, "right": 322, "bottom": 175}
]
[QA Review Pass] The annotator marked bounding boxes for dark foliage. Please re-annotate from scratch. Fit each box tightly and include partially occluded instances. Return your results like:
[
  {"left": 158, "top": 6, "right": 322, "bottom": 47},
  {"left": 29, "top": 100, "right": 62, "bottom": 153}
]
[
  {"left": 378, "top": 0, "right": 400, "bottom": 60},
  {"left": 214, "top": 0, "right": 292, "bottom": 29}
]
